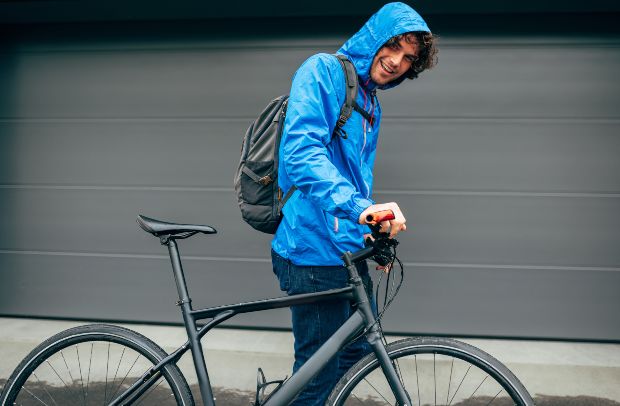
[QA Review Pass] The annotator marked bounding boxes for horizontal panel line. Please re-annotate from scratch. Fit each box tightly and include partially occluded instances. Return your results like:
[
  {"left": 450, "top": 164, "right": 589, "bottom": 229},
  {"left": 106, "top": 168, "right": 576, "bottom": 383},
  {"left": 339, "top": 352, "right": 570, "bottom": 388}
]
[
  {"left": 1, "top": 117, "right": 619, "bottom": 124},
  {"left": 1, "top": 44, "right": 343, "bottom": 54},
  {"left": 403, "top": 262, "right": 620, "bottom": 272},
  {"left": 374, "top": 190, "right": 620, "bottom": 198},
  {"left": 1, "top": 249, "right": 617, "bottom": 272},
  {"left": 383, "top": 117, "right": 620, "bottom": 124},
  {"left": 0, "top": 117, "right": 252, "bottom": 123},
  {"left": 1, "top": 184, "right": 619, "bottom": 198},
  {"left": 0, "top": 250, "right": 271, "bottom": 263},
  {"left": 0, "top": 185, "right": 232, "bottom": 192},
  {"left": 3, "top": 41, "right": 619, "bottom": 55}
]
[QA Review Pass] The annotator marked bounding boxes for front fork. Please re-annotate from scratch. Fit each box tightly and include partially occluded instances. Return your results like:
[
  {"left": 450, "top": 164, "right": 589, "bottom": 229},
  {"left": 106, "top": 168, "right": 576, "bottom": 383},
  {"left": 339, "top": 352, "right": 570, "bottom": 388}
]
[
  {"left": 367, "top": 328, "right": 412, "bottom": 405},
  {"left": 342, "top": 251, "right": 412, "bottom": 406}
]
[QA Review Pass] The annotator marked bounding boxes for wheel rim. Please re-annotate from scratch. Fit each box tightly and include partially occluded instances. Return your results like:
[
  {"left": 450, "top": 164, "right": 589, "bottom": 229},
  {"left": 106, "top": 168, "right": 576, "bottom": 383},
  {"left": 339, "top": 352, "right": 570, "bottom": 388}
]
[
  {"left": 8, "top": 338, "right": 181, "bottom": 405},
  {"left": 335, "top": 345, "right": 526, "bottom": 406}
]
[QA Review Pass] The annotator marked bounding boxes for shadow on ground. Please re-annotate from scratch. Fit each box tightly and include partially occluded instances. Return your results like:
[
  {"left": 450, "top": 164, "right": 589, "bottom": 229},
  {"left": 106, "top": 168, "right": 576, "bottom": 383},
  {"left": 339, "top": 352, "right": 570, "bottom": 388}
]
[
  {"left": 207, "top": 387, "right": 619, "bottom": 406},
  {"left": 1, "top": 379, "right": 617, "bottom": 405}
]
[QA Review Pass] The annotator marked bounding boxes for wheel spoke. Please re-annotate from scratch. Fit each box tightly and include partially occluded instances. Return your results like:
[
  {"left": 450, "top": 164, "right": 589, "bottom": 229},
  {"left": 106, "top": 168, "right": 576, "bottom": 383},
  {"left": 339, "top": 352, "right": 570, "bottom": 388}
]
[
  {"left": 57, "top": 352, "right": 84, "bottom": 405},
  {"left": 362, "top": 377, "right": 392, "bottom": 404},
  {"left": 76, "top": 346, "right": 86, "bottom": 404},
  {"left": 446, "top": 358, "right": 454, "bottom": 406},
  {"left": 485, "top": 389, "right": 503, "bottom": 405},
  {"left": 104, "top": 341, "right": 110, "bottom": 404},
  {"left": 433, "top": 352, "right": 436, "bottom": 406},
  {"left": 448, "top": 365, "right": 471, "bottom": 406},
  {"left": 45, "top": 360, "right": 73, "bottom": 400},
  {"left": 468, "top": 375, "right": 488, "bottom": 400},
  {"left": 109, "top": 347, "right": 126, "bottom": 396},
  {"left": 112, "top": 347, "right": 126, "bottom": 382},
  {"left": 33, "top": 372, "right": 58, "bottom": 406},
  {"left": 22, "top": 385, "right": 52, "bottom": 406},
  {"left": 414, "top": 354, "right": 420, "bottom": 406},
  {"left": 108, "top": 353, "right": 141, "bottom": 402},
  {"left": 86, "top": 342, "right": 93, "bottom": 401},
  {"left": 60, "top": 350, "right": 76, "bottom": 384}
]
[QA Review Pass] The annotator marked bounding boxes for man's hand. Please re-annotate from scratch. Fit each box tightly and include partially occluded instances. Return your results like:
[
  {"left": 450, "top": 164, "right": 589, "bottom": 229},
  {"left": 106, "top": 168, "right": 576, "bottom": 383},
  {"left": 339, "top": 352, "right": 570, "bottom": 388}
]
[{"left": 359, "top": 202, "right": 407, "bottom": 238}]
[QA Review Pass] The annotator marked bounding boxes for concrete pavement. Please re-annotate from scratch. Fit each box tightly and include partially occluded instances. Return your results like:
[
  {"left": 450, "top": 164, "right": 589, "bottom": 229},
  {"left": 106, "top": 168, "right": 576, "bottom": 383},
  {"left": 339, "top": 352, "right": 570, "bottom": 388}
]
[{"left": 0, "top": 317, "right": 618, "bottom": 403}]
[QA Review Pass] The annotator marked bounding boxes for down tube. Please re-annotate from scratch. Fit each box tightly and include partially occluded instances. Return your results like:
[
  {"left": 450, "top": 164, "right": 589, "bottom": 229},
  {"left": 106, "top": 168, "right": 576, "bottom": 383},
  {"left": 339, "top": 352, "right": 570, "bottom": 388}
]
[{"left": 263, "top": 311, "right": 365, "bottom": 405}]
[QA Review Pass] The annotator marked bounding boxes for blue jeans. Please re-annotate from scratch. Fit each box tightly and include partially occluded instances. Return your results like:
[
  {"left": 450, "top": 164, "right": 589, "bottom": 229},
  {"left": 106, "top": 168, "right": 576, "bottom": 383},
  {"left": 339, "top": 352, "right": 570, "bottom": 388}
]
[{"left": 271, "top": 250, "right": 374, "bottom": 405}]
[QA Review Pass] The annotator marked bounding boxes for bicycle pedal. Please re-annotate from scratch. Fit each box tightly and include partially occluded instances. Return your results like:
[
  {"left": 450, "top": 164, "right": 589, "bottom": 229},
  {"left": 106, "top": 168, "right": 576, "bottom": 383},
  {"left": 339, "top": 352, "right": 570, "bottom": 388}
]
[{"left": 253, "top": 367, "right": 287, "bottom": 406}]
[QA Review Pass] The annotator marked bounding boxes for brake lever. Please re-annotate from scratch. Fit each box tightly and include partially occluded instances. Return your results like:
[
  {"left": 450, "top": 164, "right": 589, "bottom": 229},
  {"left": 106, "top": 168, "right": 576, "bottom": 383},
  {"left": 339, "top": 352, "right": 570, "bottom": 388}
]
[
  {"left": 368, "top": 223, "right": 386, "bottom": 241},
  {"left": 365, "top": 224, "right": 398, "bottom": 266}
]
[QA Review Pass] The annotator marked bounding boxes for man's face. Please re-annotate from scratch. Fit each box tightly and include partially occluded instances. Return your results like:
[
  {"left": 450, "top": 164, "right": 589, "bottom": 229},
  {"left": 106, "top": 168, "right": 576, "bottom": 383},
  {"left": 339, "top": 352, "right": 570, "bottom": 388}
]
[{"left": 370, "top": 36, "right": 419, "bottom": 85}]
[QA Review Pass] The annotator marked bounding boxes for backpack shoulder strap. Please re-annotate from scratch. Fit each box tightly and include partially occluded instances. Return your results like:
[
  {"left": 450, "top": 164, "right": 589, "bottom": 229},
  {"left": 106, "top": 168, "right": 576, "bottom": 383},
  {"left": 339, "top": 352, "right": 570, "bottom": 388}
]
[
  {"left": 332, "top": 54, "right": 374, "bottom": 138},
  {"left": 279, "top": 184, "right": 297, "bottom": 208},
  {"left": 333, "top": 54, "right": 358, "bottom": 137}
]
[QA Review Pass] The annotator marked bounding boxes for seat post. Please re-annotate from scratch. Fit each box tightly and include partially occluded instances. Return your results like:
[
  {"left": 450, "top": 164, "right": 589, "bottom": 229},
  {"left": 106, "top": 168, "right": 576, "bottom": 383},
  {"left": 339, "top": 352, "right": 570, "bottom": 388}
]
[
  {"left": 166, "top": 239, "right": 193, "bottom": 307},
  {"left": 166, "top": 238, "right": 217, "bottom": 406}
]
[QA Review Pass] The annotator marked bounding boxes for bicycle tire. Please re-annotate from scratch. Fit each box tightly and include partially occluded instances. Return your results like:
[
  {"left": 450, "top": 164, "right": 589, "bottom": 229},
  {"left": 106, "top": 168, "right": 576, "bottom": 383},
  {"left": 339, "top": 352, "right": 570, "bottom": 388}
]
[
  {"left": 0, "top": 324, "right": 194, "bottom": 406},
  {"left": 328, "top": 336, "right": 534, "bottom": 406}
]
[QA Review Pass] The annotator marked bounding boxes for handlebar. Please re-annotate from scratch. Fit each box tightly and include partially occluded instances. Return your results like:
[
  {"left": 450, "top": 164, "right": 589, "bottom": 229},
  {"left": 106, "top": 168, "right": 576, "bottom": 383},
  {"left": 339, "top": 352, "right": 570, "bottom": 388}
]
[
  {"left": 344, "top": 210, "right": 399, "bottom": 265},
  {"left": 347, "top": 245, "right": 376, "bottom": 264},
  {"left": 365, "top": 209, "right": 395, "bottom": 224},
  {"left": 365, "top": 209, "right": 394, "bottom": 240}
]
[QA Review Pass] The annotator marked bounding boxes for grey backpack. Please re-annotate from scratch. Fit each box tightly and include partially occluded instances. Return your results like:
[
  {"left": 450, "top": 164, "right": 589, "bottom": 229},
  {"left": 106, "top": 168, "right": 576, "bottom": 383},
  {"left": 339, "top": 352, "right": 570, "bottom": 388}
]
[{"left": 234, "top": 54, "right": 372, "bottom": 234}]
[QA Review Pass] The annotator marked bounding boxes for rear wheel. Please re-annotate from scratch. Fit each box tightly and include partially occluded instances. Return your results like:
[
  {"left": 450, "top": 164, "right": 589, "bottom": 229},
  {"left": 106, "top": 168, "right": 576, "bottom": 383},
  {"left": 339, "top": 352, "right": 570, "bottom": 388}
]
[
  {"left": 328, "top": 336, "right": 534, "bottom": 406},
  {"left": 0, "top": 324, "right": 194, "bottom": 405}
]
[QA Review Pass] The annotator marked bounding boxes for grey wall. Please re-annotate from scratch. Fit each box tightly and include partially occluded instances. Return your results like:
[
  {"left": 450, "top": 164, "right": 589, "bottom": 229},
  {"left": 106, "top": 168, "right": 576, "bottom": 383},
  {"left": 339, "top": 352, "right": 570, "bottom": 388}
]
[
  {"left": 0, "top": 23, "right": 619, "bottom": 340},
  {"left": 3, "top": 1, "right": 620, "bottom": 24}
]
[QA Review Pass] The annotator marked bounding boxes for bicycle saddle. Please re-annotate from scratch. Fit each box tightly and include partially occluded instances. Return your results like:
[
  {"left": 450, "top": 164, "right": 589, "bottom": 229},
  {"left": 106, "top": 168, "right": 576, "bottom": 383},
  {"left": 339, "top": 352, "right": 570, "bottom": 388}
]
[{"left": 136, "top": 214, "right": 217, "bottom": 238}]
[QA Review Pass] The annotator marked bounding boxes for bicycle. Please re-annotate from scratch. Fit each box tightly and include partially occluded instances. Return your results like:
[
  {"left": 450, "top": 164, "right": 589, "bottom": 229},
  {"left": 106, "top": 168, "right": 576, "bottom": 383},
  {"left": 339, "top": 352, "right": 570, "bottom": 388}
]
[{"left": 0, "top": 212, "right": 534, "bottom": 405}]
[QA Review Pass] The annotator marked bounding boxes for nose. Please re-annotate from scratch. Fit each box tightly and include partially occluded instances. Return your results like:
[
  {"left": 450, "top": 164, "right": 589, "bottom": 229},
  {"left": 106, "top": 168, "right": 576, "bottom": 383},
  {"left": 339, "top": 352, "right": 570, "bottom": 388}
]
[{"left": 388, "top": 52, "right": 404, "bottom": 67}]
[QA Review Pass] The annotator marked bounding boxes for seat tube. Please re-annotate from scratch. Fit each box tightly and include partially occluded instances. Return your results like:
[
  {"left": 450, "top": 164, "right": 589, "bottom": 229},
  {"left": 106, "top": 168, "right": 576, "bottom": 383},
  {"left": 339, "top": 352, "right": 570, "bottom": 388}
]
[{"left": 167, "top": 239, "right": 216, "bottom": 406}]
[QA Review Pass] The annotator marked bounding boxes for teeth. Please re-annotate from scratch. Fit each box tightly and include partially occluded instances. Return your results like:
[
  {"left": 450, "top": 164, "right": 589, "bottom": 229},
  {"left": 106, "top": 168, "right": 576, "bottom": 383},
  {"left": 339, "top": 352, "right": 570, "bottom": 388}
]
[{"left": 380, "top": 60, "right": 394, "bottom": 74}]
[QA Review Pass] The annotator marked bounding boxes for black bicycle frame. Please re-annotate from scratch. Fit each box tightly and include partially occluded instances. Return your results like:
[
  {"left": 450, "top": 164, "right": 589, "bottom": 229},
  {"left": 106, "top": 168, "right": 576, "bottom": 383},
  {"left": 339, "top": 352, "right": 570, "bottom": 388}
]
[{"left": 109, "top": 238, "right": 411, "bottom": 406}]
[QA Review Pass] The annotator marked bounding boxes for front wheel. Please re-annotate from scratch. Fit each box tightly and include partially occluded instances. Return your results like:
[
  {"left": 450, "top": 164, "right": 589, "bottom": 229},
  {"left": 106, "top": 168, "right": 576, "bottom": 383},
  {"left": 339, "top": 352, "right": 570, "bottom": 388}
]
[
  {"left": 328, "top": 336, "right": 534, "bottom": 406},
  {"left": 0, "top": 324, "right": 194, "bottom": 405}
]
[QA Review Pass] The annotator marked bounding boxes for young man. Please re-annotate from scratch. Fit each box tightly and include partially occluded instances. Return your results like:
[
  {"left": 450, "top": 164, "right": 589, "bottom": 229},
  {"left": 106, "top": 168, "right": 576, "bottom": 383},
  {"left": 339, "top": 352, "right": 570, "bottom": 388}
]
[{"left": 271, "top": 2, "right": 437, "bottom": 404}]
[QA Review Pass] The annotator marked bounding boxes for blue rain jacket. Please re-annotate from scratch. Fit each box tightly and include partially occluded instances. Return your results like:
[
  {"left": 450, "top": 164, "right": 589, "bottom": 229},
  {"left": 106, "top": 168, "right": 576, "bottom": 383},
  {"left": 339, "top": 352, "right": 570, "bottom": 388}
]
[{"left": 272, "top": 2, "right": 430, "bottom": 265}]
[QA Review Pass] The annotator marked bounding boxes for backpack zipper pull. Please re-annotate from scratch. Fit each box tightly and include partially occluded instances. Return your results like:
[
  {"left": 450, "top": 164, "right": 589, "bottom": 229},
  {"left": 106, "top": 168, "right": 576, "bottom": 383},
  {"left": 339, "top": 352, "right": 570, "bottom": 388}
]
[{"left": 258, "top": 175, "right": 273, "bottom": 185}]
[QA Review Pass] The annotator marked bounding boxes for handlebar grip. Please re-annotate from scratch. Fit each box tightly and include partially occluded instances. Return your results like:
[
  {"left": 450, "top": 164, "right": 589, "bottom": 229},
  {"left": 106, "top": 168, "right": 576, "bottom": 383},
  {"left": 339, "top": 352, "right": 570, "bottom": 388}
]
[{"left": 366, "top": 210, "right": 395, "bottom": 224}]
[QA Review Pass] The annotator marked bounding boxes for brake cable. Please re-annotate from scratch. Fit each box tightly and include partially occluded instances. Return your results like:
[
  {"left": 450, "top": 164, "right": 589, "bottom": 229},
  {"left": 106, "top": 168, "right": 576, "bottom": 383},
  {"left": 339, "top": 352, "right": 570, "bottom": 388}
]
[{"left": 346, "top": 240, "right": 405, "bottom": 345}]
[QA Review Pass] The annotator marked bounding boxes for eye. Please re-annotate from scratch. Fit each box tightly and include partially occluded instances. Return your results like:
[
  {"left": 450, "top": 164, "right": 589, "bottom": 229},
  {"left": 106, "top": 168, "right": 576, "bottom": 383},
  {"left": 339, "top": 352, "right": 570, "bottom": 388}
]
[{"left": 406, "top": 55, "right": 419, "bottom": 63}]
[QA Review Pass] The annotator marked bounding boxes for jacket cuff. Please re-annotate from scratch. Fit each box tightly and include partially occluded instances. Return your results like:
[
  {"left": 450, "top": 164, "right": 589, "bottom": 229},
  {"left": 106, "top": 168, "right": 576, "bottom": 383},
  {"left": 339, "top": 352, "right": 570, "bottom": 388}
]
[{"left": 349, "top": 198, "right": 374, "bottom": 223}]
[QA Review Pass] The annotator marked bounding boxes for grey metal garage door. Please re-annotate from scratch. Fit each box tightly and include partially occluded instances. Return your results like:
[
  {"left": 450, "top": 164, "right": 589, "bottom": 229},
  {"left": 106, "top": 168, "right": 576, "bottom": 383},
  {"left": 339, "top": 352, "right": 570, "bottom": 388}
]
[{"left": 0, "top": 26, "right": 618, "bottom": 341}]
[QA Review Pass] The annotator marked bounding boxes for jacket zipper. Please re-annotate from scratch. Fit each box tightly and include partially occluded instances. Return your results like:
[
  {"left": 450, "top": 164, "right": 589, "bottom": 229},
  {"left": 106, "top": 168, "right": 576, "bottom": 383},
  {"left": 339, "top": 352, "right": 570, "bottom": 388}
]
[
  {"left": 336, "top": 87, "right": 375, "bottom": 234},
  {"left": 360, "top": 89, "right": 376, "bottom": 199}
]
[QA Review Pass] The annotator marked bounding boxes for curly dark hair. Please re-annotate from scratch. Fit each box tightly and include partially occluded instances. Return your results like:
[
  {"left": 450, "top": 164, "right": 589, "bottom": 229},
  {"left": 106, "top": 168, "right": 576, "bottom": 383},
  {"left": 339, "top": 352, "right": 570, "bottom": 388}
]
[{"left": 383, "top": 31, "right": 438, "bottom": 80}]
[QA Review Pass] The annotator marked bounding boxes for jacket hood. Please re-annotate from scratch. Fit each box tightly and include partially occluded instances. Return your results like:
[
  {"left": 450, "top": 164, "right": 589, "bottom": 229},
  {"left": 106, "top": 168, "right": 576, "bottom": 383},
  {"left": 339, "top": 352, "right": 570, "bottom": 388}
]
[{"left": 337, "top": 2, "right": 430, "bottom": 91}]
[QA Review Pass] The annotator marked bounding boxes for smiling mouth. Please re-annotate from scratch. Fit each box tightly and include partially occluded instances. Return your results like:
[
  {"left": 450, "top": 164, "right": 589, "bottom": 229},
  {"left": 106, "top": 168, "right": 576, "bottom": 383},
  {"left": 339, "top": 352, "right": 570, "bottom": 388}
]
[{"left": 380, "top": 60, "right": 394, "bottom": 74}]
